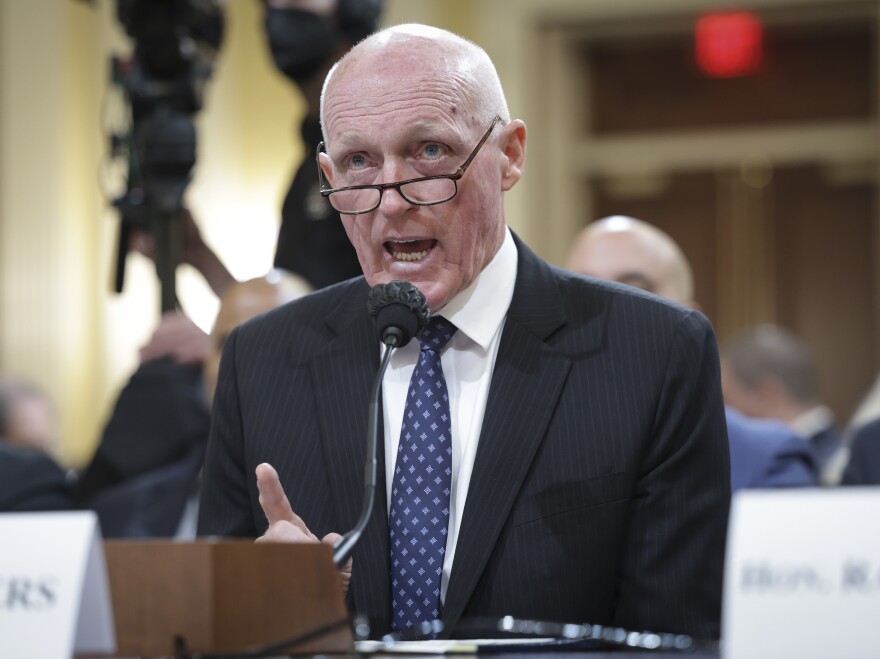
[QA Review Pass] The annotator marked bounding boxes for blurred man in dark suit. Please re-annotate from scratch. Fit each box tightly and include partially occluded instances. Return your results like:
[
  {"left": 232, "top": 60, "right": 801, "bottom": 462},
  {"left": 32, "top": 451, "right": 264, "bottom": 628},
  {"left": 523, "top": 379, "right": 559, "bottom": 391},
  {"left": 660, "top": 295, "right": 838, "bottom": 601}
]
[
  {"left": 0, "top": 443, "right": 73, "bottom": 513},
  {"left": 841, "top": 417, "right": 880, "bottom": 485},
  {"left": 721, "top": 323, "right": 843, "bottom": 484},
  {"left": 199, "top": 24, "right": 730, "bottom": 640},
  {"left": 0, "top": 377, "right": 73, "bottom": 512},
  {"left": 0, "top": 376, "right": 58, "bottom": 455},
  {"left": 567, "top": 216, "right": 817, "bottom": 493},
  {"left": 264, "top": 0, "right": 383, "bottom": 289}
]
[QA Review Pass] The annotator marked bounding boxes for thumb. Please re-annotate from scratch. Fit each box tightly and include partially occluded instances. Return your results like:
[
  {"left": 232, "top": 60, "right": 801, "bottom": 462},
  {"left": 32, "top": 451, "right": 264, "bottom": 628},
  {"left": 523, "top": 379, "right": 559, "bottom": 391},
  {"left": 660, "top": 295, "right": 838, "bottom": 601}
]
[{"left": 322, "top": 533, "right": 352, "bottom": 594}]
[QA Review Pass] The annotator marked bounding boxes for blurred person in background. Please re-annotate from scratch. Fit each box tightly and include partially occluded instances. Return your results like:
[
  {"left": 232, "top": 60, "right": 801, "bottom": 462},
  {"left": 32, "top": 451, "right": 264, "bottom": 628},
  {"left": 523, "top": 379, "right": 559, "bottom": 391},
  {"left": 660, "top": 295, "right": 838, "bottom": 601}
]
[
  {"left": 0, "top": 443, "right": 74, "bottom": 512},
  {"left": 567, "top": 216, "right": 817, "bottom": 493},
  {"left": 836, "top": 373, "right": 880, "bottom": 485},
  {"left": 0, "top": 375, "right": 58, "bottom": 455},
  {"left": 841, "top": 417, "right": 880, "bottom": 486},
  {"left": 847, "top": 373, "right": 880, "bottom": 433},
  {"left": 0, "top": 376, "right": 73, "bottom": 511},
  {"left": 720, "top": 323, "right": 843, "bottom": 484},
  {"left": 75, "top": 271, "right": 311, "bottom": 537},
  {"left": 264, "top": 0, "right": 384, "bottom": 289}
]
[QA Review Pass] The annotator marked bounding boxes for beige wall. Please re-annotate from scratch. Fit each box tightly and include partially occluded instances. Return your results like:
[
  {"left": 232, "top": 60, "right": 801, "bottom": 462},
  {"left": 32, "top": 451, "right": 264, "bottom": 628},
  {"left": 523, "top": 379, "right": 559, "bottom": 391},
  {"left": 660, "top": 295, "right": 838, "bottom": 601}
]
[{"left": 0, "top": 0, "right": 105, "bottom": 465}]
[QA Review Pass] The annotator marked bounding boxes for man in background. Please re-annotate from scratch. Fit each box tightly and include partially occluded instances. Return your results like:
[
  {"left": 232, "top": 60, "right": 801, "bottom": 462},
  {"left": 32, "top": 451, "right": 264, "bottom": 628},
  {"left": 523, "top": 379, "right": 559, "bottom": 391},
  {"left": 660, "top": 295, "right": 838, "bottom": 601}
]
[
  {"left": 0, "top": 442, "right": 73, "bottom": 512},
  {"left": 0, "top": 376, "right": 58, "bottom": 455},
  {"left": 841, "top": 417, "right": 880, "bottom": 485},
  {"left": 0, "top": 376, "right": 73, "bottom": 511},
  {"left": 721, "top": 323, "right": 843, "bottom": 484},
  {"left": 265, "top": 0, "right": 383, "bottom": 289},
  {"left": 567, "top": 216, "right": 817, "bottom": 493}
]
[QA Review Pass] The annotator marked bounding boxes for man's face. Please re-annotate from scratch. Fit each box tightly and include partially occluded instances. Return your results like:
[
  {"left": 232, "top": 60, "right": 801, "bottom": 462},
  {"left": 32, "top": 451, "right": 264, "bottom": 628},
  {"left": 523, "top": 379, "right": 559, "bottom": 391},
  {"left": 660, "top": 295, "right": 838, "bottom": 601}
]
[
  {"left": 6, "top": 395, "right": 56, "bottom": 454},
  {"left": 320, "top": 46, "right": 515, "bottom": 312}
]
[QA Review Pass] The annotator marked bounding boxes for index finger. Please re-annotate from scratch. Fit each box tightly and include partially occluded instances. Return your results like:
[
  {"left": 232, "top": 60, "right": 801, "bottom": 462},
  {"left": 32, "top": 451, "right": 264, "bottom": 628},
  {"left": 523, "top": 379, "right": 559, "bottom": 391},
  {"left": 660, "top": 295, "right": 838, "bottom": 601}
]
[{"left": 255, "top": 463, "right": 313, "bottom": 536}]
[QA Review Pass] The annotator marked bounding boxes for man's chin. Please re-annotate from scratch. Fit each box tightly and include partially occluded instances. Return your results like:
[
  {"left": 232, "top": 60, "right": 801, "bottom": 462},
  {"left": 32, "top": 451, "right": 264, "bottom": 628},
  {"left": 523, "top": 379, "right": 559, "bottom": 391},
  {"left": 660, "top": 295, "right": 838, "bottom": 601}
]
[{"left": 417, "top": 282, "right": 453, "bottom": 314}]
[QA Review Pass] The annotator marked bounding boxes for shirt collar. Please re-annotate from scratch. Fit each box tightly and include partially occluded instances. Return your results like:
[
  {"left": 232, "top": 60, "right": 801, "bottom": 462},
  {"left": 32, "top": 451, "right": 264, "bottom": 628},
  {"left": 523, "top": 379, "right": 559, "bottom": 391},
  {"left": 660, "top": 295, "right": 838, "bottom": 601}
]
[
  {"left": 790, "top": 405, "right": 835, "bottom": 438},
  {"left": 435, "top": 228, "right": 517, "bottom": 352}
]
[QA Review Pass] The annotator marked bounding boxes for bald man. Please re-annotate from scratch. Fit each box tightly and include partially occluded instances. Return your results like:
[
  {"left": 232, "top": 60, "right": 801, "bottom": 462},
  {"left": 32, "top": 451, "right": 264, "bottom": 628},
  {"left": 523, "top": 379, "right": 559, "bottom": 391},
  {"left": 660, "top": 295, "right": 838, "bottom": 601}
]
[
  {"left": 567, "top": 216, "right": 695, "bottom": 305},
  {"left": 568, "top": 216, "right": 817, "bottom": 493},
  {"left": 199, "top": 26, "right": 730, "bottom": 639}
]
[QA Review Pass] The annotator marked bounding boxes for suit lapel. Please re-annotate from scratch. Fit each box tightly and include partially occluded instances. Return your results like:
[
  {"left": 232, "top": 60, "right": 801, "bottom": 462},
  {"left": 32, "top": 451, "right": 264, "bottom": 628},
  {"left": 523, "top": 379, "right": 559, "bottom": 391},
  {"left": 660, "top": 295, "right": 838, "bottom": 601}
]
[
  {"left": 309, "top": 280, "right": 391, "bottom": 626},
  {"left": 441, "top": 240, "right": 583, "bottom": 633}
]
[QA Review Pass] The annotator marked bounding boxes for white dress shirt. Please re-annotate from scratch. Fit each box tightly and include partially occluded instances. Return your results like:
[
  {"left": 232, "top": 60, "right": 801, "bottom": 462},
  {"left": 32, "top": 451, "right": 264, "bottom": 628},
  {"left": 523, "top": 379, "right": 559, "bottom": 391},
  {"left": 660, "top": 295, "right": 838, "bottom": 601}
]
[{"left": 382, "top": 228, "right": 518, "bottom": 602}]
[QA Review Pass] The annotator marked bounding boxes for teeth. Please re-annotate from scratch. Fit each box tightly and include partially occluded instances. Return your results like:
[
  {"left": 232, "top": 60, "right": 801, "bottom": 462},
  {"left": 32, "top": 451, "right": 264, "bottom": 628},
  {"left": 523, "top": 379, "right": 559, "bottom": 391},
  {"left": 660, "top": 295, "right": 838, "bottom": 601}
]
[{"left": 392, "top": 249, "right": 429, "bottom": 262}]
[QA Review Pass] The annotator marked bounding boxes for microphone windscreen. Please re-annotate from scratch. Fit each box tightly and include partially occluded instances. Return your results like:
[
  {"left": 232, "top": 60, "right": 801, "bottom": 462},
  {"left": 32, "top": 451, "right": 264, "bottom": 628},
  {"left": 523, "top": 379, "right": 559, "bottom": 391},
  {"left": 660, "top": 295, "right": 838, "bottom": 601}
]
[{"left": 368, "top": 281, "right": 430, "bottom": 347}]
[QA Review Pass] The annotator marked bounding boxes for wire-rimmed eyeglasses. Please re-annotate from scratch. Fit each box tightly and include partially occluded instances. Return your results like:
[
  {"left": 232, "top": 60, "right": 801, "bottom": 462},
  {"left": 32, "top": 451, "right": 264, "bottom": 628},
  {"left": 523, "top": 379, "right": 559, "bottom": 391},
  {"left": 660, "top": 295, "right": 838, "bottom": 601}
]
[{"left": 316, "top": 115, "right": 503, "bottom": 216}]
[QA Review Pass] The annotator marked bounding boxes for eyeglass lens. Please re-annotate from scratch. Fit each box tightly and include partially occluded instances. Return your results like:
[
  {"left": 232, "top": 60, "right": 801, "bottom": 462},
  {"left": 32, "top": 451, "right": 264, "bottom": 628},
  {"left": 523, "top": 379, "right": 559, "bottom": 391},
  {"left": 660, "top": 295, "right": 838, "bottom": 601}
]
[{"left": 327, "top": 178, "right": 458, "bottom": 214}]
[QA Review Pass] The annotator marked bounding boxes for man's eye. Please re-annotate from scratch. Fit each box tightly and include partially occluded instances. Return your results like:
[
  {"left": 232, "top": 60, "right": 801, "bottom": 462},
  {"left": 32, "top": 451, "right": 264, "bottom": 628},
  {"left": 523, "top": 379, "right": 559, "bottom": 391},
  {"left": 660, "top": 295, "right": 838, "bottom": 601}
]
[
  {"left": 344, "top": 153, "right": 369, "bottom": 170},
  {"left": 422, "top": 143, "right": 445, "bottom": 159}
]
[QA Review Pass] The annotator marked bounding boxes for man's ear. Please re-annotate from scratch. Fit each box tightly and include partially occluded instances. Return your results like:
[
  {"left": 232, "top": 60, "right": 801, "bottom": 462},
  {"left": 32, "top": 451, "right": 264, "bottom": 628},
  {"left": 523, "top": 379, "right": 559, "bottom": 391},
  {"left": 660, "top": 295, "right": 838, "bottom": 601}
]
[
  {"left": 499, "top": 119, "right": 527, "bottom": 191},
  {"left": 318, "top": 151, "right": 335, "bottom": 187}
]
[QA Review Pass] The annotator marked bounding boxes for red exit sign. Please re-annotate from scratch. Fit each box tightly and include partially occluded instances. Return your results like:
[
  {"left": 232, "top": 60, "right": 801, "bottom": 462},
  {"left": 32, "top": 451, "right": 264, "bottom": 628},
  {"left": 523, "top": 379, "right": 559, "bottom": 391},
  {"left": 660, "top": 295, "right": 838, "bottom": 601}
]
[{"left": 695, "top": 11, "right": 764, "bottom": 78}]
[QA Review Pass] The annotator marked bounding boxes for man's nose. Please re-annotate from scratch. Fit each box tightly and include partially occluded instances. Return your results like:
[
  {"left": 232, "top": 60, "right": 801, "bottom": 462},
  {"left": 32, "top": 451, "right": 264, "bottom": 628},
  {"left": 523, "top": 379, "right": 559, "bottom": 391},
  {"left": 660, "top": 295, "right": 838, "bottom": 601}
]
[
  {"left": 377, "top": 163, "right": 414, "bottom": 215},
  {"left": 378, "top": 184, "right": 412, "bottom": 215}
]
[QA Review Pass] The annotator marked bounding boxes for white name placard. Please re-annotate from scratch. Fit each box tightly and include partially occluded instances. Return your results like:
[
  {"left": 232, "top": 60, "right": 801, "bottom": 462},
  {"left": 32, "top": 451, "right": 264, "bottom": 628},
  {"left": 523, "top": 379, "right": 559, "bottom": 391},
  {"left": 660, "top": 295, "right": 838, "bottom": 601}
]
[
  {"left": 723, "top": 488, "right": 880, "bottom": 659},
  {"left": 0, "top": 511, "right": 115, "bottom": 659}
]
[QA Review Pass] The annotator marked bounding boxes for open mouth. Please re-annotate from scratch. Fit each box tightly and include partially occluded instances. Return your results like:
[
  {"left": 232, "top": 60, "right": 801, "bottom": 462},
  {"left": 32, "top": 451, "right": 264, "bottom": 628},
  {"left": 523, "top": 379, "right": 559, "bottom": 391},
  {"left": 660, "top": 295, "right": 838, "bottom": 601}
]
[{"left": 385, "top": 239, "right": 437, "bottom": 262}]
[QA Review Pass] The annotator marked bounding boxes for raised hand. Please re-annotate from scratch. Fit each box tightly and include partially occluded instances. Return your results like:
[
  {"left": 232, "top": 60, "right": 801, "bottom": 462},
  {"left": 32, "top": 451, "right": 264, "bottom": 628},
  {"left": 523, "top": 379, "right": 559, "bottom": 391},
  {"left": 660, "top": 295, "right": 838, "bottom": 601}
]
[{"left": 255, "top": 462, "right": 351, "bottom": 592}]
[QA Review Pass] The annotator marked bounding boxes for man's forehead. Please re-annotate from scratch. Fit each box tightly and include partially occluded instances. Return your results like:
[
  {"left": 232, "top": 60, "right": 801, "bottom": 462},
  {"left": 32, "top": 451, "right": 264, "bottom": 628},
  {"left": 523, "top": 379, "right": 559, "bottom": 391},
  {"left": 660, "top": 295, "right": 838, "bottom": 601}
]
[
  {"left": 328, "top": 65, "right": 462, "bottom": 108},
  {"left": 323, "top": 82, "right": 475, "bottom": 154},
  {"left": 332, "top": 42, "right": 442, "bottom": 90},
  {"left": 326, "top": 32, "right": 474, "bottom": 108},
  {"left": 574, "top": 232, "right": 661, "bottom": 275},
  {"left": 329, "top": 115, "right": 464, "bottom": 148}
]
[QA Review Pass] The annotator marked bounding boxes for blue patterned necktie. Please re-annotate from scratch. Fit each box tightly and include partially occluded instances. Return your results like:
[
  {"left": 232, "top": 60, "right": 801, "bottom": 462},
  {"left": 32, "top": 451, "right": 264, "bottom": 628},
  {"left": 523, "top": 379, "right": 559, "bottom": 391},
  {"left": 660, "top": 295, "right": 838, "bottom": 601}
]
[{"left": 389, "top": 316, "right": 457, "bottom": 631}]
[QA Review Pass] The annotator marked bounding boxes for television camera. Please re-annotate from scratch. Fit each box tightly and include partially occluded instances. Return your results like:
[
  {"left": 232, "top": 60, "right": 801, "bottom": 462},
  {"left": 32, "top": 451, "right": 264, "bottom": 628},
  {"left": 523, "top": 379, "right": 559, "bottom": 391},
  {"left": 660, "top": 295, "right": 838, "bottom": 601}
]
[{"left": 109, "top": 0, "right": 224, "bottom": 312}]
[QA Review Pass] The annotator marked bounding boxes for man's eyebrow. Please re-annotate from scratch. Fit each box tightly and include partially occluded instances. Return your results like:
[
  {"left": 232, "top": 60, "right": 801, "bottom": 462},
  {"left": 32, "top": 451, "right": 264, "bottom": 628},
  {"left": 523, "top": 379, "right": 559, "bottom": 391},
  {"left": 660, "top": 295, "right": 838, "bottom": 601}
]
[
  {"left": 408, "top": 121, "right": 467, "bottom": 148},
  {"left": 408, "top": 119, "right": 456, "bottom": 135},
  {"left": 331, "top": 121, "right": 462, "bottom": 150}
]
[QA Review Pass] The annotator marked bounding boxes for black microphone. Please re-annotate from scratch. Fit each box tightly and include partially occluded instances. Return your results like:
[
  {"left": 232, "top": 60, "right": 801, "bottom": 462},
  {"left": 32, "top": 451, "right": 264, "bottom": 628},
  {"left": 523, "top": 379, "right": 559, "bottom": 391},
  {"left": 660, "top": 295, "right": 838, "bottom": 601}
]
[
  {"left": 332, "top": 281, "right": 429, "bottom": 567},
  {"left": 368, "top": 280, "right": 430, "bottom": 347}
]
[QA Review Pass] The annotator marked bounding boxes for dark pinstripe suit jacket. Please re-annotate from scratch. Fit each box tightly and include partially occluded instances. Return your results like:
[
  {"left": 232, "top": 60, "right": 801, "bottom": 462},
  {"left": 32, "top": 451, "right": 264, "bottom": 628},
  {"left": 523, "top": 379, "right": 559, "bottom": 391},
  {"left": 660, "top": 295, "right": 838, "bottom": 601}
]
[{"left": 198, "top": 238, "right": 730, "bottom": 640}]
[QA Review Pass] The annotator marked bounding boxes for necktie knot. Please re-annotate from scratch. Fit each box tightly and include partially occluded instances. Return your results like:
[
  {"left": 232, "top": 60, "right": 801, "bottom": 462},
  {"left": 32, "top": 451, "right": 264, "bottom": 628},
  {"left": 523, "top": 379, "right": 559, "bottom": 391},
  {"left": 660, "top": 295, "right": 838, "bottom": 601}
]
[{"left": 417, "top": 317, "right": 456, "bottom": 354}]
